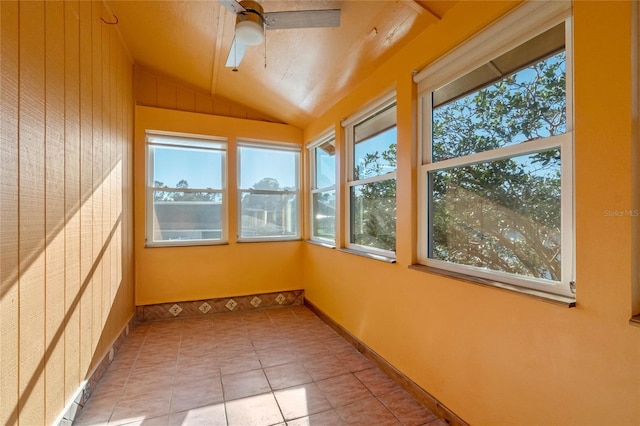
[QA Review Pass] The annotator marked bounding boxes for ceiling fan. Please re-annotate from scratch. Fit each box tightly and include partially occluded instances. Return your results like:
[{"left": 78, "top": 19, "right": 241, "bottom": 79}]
[{"left": 219, "top": 0, "right": 341, "bottom": 69}]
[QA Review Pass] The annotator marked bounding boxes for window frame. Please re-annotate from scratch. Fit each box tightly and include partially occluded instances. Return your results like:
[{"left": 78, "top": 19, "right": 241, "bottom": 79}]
[
  {"left": 145, "top": 130, "right": 228, "bottom": 248},
  {"left": 237, "top": 140, "right": 302, "bottom": 242},
  {"left": 307, "top": 130, "right": 337, "bottom": 245},
  {"left": 415, "top": 1, "right": 575, "bottom": 298},
  {"left": 343, "top": 92, "right": 398, "bottom": 258}
]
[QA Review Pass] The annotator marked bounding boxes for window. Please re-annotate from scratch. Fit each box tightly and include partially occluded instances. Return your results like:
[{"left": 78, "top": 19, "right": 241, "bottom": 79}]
[
  {"left": 344, "top": 94, "right": 397, "bottom": 256},
  {"left": 146, "top": 132, "right": 227, "bottom": 247},
  {"left": 308, "top": 133, "right": 336, "bottom": 243},
  {"left": 238, "top": 142, "right": 301, "bottom": 241},
  {"left": 416, "top": 2, "right": 574, "bottom": 298}
]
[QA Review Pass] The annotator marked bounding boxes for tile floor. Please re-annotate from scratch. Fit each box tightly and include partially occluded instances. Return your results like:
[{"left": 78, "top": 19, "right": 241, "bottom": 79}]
[{"left": 75, "top": 306, "right": 445, "bottom": 426}]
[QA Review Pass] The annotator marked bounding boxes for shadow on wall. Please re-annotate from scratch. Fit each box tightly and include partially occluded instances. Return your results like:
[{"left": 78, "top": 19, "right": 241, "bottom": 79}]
[{"left": 2, "top": 158, "right": 130, "bottom": 424}]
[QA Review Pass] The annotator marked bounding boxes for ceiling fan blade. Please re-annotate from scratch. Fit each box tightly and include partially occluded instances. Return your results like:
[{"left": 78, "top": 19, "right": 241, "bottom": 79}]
[
  {"left": 226, "top": 37, "right": 248, "bottom": 68},
  {"left": 264, "top": 9, "right": 340, "bottom": 30},
  {"left": 219, "top": 0, "right": 245, "bottom": 14}
]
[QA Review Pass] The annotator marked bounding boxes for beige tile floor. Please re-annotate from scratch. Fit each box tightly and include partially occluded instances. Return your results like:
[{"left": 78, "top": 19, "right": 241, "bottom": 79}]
[{"left": 74, "top": 306, "right": 445, "bottom": 426}]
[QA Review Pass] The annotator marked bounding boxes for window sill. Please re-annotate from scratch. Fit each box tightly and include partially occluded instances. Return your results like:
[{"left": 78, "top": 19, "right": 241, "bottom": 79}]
[
  {"left": 237, "top": 238, "right": 302, "bottom": 244},
  {"left": 630, "top": 315, "right": 640, "bottom": 328},
  {"left": 305, "top": 240, "right": 336, "bottom": 249},
  {"left": 339, "top": 248, "right": 396, "bottom": 264},
  {"left": 408, "top": 264, "right": 575, "bottom": 308},
  {"left": 145, "top": 241, "right": 229, "bottom": 248}
]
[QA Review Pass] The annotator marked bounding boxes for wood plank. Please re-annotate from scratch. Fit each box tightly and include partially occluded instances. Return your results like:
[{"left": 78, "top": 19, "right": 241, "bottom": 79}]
[
  {"left": 79, "top": 0, "right": 95, "bottom": 380},
  {"left": 18, "top": 1, "right": 47, "bottom": 424},
  {"left": 109, "top": 26, "right": 118, "bottom": 314},
  {"left": 43, "top": 1, "right": 67, "bottom": 422},
  {"left": 157, "top": 78, "right": 177, "bottom": 110},
  {"left": 64, "top": 0, "right": 82, "bottom": 402},
  {"left": 177, "top": 87, "right": 196, "bottom": 111},
  {"left": 135, "top": 66, "right": 157, "bottom": 107},
  {"left": 91, "top": 0, "right": 104, "bottom": 361},
  {"left": 195, "top": 92, "right": 214, "bottom": 114},
  {"left": 213, "top": 97, "right": 231, "bottom": 117},
  {"left": 101, "top": 2, "right": 112, "bottom": 355},
  {"left": 0, "top": 2, "right": 21, "bottom": 425},
  {"left": 123, "top": 52, "right": 134, "bottom": 309}
]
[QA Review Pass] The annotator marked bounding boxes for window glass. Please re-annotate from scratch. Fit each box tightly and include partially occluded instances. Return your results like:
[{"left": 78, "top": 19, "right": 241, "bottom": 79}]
[
  {"left": 309, "top": 136, "right": 336, "bottom": 243},
  {"left": 344, "top": 97, "right": 397, "bottom": 256},
  {"left": 239, "top": 146, "right": 297, "bottom": 189},
  {"left": 353, "top": 104, "right": 397, "bottom": 180},
  {"left": 350, "top": 180, "right": 396, "bottom": 252},
  {"left": 354, "top": 127, "right": 397, "bottom": 180},
  {"left": 432, "top": 51, "right": 566, "bottom": 162},
  {"left": 316, "top": 141, "right": 336, "bottom": 189},
  {"left": 417, "top": 15, "right": 573, "bottom": 297},
  {"left": 238, "top": 144, "right": 300, "bottom": 240},
  {"left": 429, "top": 150, "right": 561, "bottom": 280},
  {"left": 147, "top": 134, "right": 226, "bottom": 246},
  {"left": 312, "top": 190, "right": 336, "bottom": 240},
  {"left": 153, "top": 146, "right": 223, "bottom": 189}
]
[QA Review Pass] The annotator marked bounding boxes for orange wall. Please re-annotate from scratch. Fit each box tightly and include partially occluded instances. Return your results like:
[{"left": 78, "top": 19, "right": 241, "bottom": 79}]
[
  {"left": 0, "top": 1, "right": 134, "bottom": 425},
  {"left": 134, "top": 106, "right": 303, "bottom": 305},
  {"left": 303, "top": 1, "right": 640, "bottom": 424}
]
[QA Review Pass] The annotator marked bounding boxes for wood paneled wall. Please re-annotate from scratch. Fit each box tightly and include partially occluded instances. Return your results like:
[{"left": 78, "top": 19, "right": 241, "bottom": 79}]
[
  {"left": 0, "top": 1, "right": 134, "bottom": 424},
  {"left": 134, "top": 66, "right": 283, "bottom": 124}
]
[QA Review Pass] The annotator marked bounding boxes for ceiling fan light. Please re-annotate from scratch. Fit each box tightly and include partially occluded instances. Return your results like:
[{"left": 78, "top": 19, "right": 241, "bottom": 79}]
[{"left": 236, "top": 20, "right": 264, "bottom": 46}]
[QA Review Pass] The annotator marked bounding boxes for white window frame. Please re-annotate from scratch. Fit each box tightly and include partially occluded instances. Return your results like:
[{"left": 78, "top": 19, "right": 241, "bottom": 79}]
[
  {"left": 343, "top": 91, "right": 397, "bottom": 258},
  {"left": 415, "top": 1, "right": 575, "bottom": 298},
  {"left": 146, "top": 130, "right": 228, "bottom": 247},
  {"left": 237, "top": 140, "right": 302, "bottom": 242},
  {"left": 307, "top": 130, "right": 337, "bottom": 244}
]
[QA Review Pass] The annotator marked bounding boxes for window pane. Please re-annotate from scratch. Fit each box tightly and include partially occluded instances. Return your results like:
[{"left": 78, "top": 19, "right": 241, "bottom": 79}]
[
  {"left": 432, "top": 51, "right": 566, "bottom": 162},
  {"left": 239, "top": 146, "right": 298, "bottom": 189},
  {"left": 313, "top": 190, "right": 335, "bottom": 240},
  {"left": 350, "top": 179, "right": 396, "bottom": 251},
  {"left": 353, "top": 127, "right": 397, "bottom": 180},
  {"left": 152, "top": 192, "right": 223, "bottom": 242},
  {"left": 240, "top": 192, "right": 298, "bottom": 238},
  {"left": 429, "top": 150, "right": 561, "bottom": 280},
  {"left": 315, "top": 141, "right": 335, "bottom": 189},
  {"left": 153, "top": 146, "right": 223, "bottom": 189}
]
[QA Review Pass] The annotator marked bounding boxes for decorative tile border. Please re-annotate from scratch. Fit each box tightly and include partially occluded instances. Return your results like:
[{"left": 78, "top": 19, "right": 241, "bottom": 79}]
[{"left": 135, "top": 290, "right": 304, "bottom": 322}]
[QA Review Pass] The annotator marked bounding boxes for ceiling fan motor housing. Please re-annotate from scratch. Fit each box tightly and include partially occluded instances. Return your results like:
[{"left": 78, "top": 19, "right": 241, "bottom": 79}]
[{"left": 235, "top": 0, "right": 264, "bottom": 45}]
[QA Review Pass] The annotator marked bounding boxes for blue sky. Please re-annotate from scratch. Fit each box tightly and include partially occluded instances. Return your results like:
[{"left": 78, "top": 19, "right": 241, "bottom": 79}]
[
  {"left": 238, "top": 147, "right": 298, "bottom": 189},
  {"left": 154, "top": 145, "right": 299, "bottom": 190},
  {"left": 154, "top": 146, "right": 223, "bottom": 189},
  {"left": 354, "top": 127, "right": 397, "bottom": 179},
  {"left": 154, "top": 129, "right": 397, "bottom": 192}
]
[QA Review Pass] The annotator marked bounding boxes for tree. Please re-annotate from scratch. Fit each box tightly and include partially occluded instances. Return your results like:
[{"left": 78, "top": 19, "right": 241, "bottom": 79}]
[
  {"left": 241, "top": 178, "right": 296, "bottom": 236},
  {"left": 153, "top": 180, "right": 219, "bottom": 202},
  {"left": 430, "top": 52, "right": 565, "bottom": 280},
  {"left": 351, "top": 134, "right": 397, "bottom": 251}
]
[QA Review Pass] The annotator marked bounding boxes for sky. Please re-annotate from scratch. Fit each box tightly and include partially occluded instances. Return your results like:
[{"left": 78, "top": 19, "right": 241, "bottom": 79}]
[
  {"left": 153, "top": 145, "right": 298, "bottom": 191},
  {"left": 354, "top": 127, "right": 397, "bottom": 179},
  {"left": 154, "top": 146, "right": 223, "bottom": 189},
  {"left": 153, "top": 129, "right": 396, "bottom": 192}
]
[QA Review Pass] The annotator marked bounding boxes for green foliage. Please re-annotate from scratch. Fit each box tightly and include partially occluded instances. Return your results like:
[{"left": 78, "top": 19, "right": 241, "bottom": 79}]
[
  {"left": 153, "top": 180, "right": 220, "bottom": 202},
  {"left": 351, "top": 142, "right": 397, "bottom": 252},
  {"left": 430, "top": 52, "right": 566, "bottom": 281},
  {"left": 240, "top": 178, "right": 297, "bottom": 237}
]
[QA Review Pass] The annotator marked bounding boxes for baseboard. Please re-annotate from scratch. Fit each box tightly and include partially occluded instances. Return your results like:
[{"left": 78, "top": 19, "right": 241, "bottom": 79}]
[
  {"left": 54, "top": 314, "right": 135, "bottom": 425},
  {"left": 304, "top": 299, "right": 468, "bottom": 426}
]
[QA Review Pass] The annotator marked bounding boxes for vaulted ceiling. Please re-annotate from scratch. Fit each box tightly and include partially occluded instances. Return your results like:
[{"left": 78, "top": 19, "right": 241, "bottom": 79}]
[{"left": 107, "top": 0, "right": 458, "bottom": 127}]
